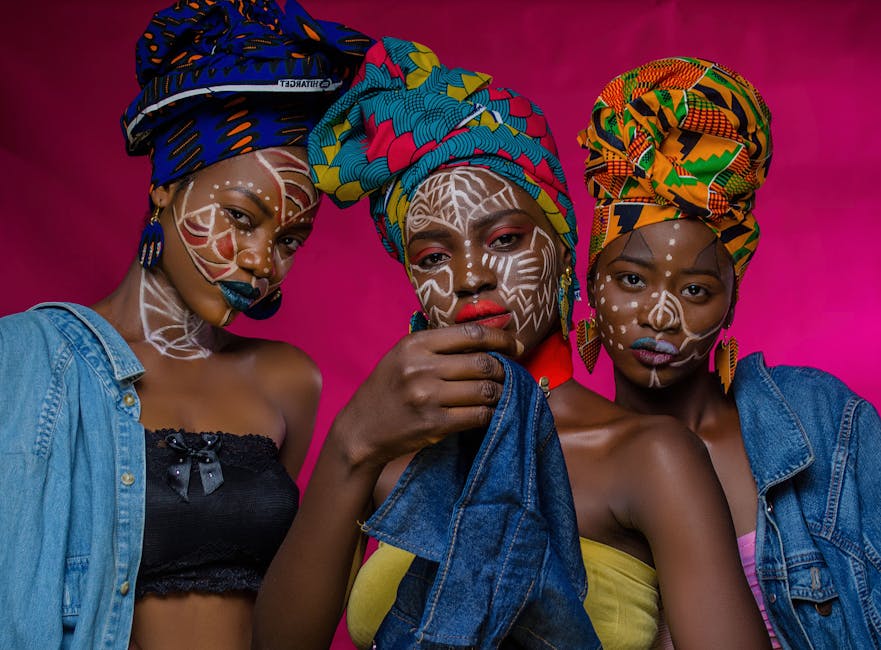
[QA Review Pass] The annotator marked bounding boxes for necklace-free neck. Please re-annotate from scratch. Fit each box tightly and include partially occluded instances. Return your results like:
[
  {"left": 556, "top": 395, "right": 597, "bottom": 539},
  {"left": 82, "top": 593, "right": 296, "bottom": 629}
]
[
  {"left": 139, "top": 268, "right": 215, "bottom": 360},
  {"left": 520, "top": 331, "right": 573, "bottom": 398}
]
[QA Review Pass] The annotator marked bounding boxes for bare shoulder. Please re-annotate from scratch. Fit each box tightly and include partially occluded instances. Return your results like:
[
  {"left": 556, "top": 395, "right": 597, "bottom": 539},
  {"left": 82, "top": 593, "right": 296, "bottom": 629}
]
[
  {"left": 555, "top": 382, "right": 702, "bottom": 463},
  {"left": 556, "top": 383, "right": 717, "bottom": 539},
  {"left": 217, "top": 333, "right": 322, "bottom": 477},
  {"left": 219, "top": 330, "right": 321, "bottom": 398}
]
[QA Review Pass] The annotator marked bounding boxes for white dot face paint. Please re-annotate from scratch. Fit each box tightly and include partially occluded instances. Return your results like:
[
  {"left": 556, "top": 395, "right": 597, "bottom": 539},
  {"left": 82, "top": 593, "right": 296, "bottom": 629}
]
[
  {"left": 405, "top": 167, "right": 562, "bottom": 351},
  {"left": 172, "top": 148, "right": 317, "bottom": 290},
  {"left": 590, "top": 221, "right": 735, "bottom": 389},
  {"left": 145, "top": 147, "right": 318, "bottom": 354}
]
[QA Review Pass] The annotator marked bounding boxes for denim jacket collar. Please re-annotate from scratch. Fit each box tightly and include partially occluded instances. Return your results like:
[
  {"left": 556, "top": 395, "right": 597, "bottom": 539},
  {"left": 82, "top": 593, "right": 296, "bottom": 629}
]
[
  {"left": 30, "top": 302, "right": 144, "bottom": 383},
  {"left": 732, "top": 352, "right": 814, "bottom": 495}
]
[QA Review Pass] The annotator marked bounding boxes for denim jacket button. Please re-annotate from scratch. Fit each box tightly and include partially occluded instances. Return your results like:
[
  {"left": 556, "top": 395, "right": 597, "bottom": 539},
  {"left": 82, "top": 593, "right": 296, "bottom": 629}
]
[
  {"left": 119, "top": 581, "right": 130, "bottom": 596},
  {"left": 766, "top": 503, "right": 774, "bottom": 514},
  {"left": 815, "top": 601, "right": 832, "bottom": 616},
  {"left": 769, "top": 593, "right": 776, "bottom": 603},
  {"left": 122, "top": 393, "right": 136, "bottom": 407},
  {"left": 121, "top": 472, "right": 135, "bottom": 486}
]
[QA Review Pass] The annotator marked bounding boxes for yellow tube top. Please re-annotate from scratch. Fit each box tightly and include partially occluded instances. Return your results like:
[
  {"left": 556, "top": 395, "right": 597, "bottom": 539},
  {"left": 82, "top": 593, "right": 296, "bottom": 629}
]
[{"left": 346, "top": 538, "right": 660, "bottom": 649}]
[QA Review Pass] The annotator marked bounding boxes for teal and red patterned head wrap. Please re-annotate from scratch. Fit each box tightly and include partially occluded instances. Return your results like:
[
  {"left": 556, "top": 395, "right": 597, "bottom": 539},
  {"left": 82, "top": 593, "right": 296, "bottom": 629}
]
[
  {"left": 122, "top": 0, "right": 373, "bottom": 187},
  {"left": 578, "top": 57, "right": 772, "bottom": 279},
  {"left": 308, "top": 38, "right": 577, "bottom": 287}
]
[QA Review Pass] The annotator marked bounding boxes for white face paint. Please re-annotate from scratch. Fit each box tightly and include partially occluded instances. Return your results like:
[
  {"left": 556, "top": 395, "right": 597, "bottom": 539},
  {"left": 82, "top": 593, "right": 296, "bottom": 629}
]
[
  {"left": 641, "top": 288, "right": 724, "bottom": 387},
  {"left": 142, "top": 147, "right": 317, "bottom": 357},
  {"left": 139, "top": 268, "right": 213, "bottom": 359},
  {"left": 592, "top": 221, "right": 734, "bottom": 388},
  {"left": 405, "top": 167, "right": 562, "bottom": 348}
]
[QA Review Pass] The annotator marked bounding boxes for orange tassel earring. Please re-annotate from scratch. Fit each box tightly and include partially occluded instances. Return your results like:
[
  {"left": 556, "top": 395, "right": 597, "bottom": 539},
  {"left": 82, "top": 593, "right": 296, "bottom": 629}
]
[
  {"left": 576, "top": 317, "right": 602, "bottom": 374},
  {"left": 714, "top": 335, "right": 739, "bottom": 394}
]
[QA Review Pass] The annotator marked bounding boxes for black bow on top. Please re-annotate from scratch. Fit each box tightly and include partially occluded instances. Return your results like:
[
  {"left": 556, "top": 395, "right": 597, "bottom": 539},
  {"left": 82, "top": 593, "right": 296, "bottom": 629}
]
[{"left": 165, "top": 432, "right": 224, "bottom": 502}]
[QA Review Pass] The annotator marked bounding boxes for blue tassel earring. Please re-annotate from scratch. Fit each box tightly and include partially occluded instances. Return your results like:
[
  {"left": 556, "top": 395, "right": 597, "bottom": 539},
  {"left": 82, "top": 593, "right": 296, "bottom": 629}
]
[
  {"left": 409, "top": 311, "right": 429, "bottom": 333},
  {"left": 138, "top": 206, "right": 165, "bottom": 269},
  {"left": 243, "top": 289, "right": 283, "bottom": 320}
]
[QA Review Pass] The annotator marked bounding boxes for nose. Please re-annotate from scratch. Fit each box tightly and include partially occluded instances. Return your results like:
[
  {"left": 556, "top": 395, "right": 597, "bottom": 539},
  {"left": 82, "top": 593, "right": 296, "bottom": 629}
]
[
  {"left": 236, "top": 235, "right": 275, "bottom": 279},
  {"left": 454, "top": 250, "right": 496, "bottom": 297},
  {"left": 645, "top": 290, "right": 682, "bottom": 332}
]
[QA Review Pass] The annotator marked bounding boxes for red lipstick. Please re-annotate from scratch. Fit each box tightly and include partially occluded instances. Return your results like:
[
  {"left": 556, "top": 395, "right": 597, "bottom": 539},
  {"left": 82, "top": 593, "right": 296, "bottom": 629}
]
[{"left": 455, "top": 300, "right": 512, "bottom": 329}]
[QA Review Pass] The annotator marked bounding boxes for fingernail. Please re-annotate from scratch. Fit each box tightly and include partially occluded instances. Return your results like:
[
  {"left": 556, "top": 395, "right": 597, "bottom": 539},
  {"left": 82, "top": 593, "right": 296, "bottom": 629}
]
[{"left": 515, "top": 339, "right": 525, "bottom": 356}]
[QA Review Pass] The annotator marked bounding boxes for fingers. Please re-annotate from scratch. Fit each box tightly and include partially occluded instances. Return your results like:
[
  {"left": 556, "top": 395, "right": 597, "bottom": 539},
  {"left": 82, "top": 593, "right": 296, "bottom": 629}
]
[
  {"left": 427, "top": 405, "right": 497, "bottom": 439},
  {"left": 413, "top": 323, "right": 523, "bottom": 357},
  {"left": 429, "top": 351, "right": 506, "bottom": 383},
  {"left": 434, "top": 378, "right": 504, "bottom": 408}
]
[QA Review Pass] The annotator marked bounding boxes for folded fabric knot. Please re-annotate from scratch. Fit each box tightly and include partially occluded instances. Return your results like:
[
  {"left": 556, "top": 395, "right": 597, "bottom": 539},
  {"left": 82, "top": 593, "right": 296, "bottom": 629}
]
[
  {"left": 308, "top": 36, "right": 579, "bottom": 327},
  {"left": 122, "top": 0, "right": 373, "bottom": 186},
  {"left": 134, "top": 0, "right": 326, "bottom": 86},
  {"left": 165, "top": 432, "right": 224, "bottom": 501},
  {"left": 578, "top": 56, "right": 772, "bottom": 279}
]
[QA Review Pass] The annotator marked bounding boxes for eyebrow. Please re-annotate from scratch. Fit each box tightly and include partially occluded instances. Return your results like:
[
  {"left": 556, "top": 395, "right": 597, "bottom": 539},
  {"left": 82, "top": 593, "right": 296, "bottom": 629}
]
[
  {"left": 471, "top": 208, "right": 531, "bottom": 229},
  {"left": 227, "top": 186, "right": 273, "bottom": 219},
  {"left": 407, "top": 208, "right": 532, "bottom": 244},
  {"left": 407, "top": 228, "right": 453, "bottom": 244},
  {"left": 610, "top": 254, "right": 723, "bottom": 279},
  {"left": 610, "top": 254, "right": 654, "bottom": 268},
  {"left": 679, "top": 265, "right": 723, "bottom": 280}
]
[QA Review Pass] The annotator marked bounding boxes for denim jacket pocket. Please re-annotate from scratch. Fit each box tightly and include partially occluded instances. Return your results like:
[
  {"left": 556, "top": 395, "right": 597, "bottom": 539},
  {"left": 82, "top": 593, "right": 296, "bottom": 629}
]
[
  {"left": 786, "top": 562, "right": 856, "bottom": 646},
  {"left": 62, "top": 555, "right": 89, "bottom": 629},
  {"left": 788, "top": 561, "right": 839, "bottom": 612}
]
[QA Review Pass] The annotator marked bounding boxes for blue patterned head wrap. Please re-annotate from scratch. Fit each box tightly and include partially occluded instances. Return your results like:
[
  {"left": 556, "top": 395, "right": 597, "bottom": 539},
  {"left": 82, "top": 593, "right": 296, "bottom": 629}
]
[{"left": 122, "top": 0, "right": 373, "bottom": 187}]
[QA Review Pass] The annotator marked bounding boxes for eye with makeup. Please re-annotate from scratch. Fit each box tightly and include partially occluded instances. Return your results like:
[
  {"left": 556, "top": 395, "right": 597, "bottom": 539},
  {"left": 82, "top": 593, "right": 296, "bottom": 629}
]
[
  {"left": 486, "top": 224, "right": 530, "bottom": 251},
  {"left": 410, "top": 247, "right": 451, "bottom": 271}
]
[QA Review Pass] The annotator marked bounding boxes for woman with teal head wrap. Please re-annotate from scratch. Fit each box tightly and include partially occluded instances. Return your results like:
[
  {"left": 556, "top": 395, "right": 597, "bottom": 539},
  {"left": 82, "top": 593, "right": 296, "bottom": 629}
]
[
  {"left": 309, "top": 37, "right": 581, "bottom": 337},
  {"left": 257, "top": 38, "right": 770, "bottom": 650}
]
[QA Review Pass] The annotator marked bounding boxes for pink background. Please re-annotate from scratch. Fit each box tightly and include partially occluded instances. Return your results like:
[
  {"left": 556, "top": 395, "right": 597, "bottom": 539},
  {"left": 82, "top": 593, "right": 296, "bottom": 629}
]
[{"left": 2, "top": 2, "right": 879, "bottom": 647}]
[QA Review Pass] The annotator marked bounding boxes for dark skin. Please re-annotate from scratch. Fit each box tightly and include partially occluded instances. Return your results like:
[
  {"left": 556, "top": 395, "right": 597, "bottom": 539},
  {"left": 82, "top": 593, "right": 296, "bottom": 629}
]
[
  {"left": 255, "top": 324, "right": 520, "bottom": 649},
  {"left": 591, "top": 219, "right": 764, "bottom": 642},
  {"left": 591, "top": 220, "right": 759, "bottom": 537},
  {"left": 254, "top": 169, "right": 769, "bottom": 649},
  {"left": 93, "top": 146, "right": 321, "bottom": 650}
]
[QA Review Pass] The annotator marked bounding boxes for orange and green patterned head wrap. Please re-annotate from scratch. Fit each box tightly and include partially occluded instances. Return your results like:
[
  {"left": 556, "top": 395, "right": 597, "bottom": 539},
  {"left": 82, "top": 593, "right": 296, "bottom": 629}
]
[
  {"left": 578, "top": 57, "right": 772, "bottom": 280},
  {"left": 308, "top": 37, "right": 577, "bottom": 283}
]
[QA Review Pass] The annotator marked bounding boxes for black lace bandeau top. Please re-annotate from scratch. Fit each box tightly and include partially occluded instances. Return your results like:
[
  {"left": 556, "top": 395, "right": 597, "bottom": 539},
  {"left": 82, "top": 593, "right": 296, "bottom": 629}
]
[{"left": 136, "top": 429, "right": 299, "bottom": 598}]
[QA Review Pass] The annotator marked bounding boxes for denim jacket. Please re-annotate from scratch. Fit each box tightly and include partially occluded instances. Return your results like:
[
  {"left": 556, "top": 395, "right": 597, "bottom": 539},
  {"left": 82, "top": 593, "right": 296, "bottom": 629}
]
[
  {"left": 0, "top": 303, "right": 145, "bottom": 650},
  {"left": 363, "top": 353, "right": 600, "bottom": 649},
  {"left": 734, "top": 352, "right": 881, "bottom": 649}
]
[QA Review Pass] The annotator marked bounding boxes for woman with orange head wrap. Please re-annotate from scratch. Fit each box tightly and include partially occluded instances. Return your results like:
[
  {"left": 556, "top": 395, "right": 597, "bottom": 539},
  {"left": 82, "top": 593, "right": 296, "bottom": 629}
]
[{"left": 581, "top": 57, "right": 881, "bottom": 649}]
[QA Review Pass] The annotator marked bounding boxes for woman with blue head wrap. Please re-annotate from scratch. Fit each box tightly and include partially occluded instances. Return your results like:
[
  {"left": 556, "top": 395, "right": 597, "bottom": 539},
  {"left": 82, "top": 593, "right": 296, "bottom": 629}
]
[{"left": 0, "top": 1, "right": 371, "bottom": 648}]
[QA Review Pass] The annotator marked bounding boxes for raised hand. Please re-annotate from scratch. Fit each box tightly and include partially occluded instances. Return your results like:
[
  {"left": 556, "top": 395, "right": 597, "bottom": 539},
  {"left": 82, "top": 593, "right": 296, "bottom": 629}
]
[{"left": 331, "top": 323, "right": 522, "bottom": 469}]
